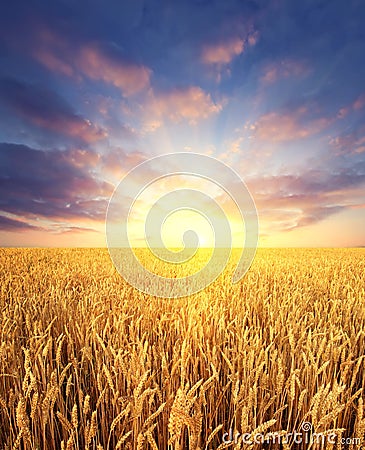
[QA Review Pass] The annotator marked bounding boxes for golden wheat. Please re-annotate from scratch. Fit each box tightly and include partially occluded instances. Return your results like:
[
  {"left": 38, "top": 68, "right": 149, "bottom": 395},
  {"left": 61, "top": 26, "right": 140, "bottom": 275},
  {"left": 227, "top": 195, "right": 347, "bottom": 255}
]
[{"left": 0, "top": 247, "right": 364, "bottom": 449}]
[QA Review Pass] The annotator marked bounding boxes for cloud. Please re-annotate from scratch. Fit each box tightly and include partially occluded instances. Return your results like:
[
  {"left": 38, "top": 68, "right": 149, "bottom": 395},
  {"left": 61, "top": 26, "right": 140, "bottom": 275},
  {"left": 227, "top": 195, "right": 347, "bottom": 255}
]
[
  {"left": 247, "top": 30, "right": 260, "bottom": 47},
  {"left": 295, "top": 205, "right": 346, "bottom": 228},
  {"left": 0, "top": 213, "right": 99, "bottom": 234},
  {"left": 66, "top": 148, "right": 102, "bottom": 169},
  {"left": 336, "top": 92, "right": 365, "bottom": 119},
  {"left": 0, "top": 143, "right": 113, "bottom": 226},
  {"left": 243, "top": 162, "right": 365, "bottom": 232},
  {"left": 77, "top": 45, "right": 151, "bottom": 96},
  {"left": 200, "top": 32, "right": 259, "bottom": 81},
  {"left": 145, "top": 86, "right": 222, "bottom": 125},
  {"left": 0, "top": 214, "right": 44, "bottom": 232},
  {"left": 353, "top": 93, "right": 365, "bottom": 111},
  {"left": 251, "top": 163, "right": 365, "bottom": 199},
  {"left": 33, "top": 28, "right": 151, "bottom": 96},
  {"left": 252, "top": 107, "right": 332, "bottom": 142},
  {"left": 201, "top": 37, "right": 244, "bottom": 65},
  {"left": 256, "top": 204, "right": 349, "bottom": 234},
  {"left": 329, "top": 131, "right": 365, "bottom": 155},
  {"left": 101, "top": 148, "right": 147, "bottom": 179},
  {"left": 35, "top": 49, "right": 74, "bottom": 78},
  {"left": 49, "top": 224, "right": 100, "bottom": 235},
  {"left": 0, "top": 78, "right": 107, "bottom": 143},
  {"left": 213, "top": 158, "right": 365, "bottom": 237},
  {"left": 260, "top": 59, "right": 310, "bottom": 85}
]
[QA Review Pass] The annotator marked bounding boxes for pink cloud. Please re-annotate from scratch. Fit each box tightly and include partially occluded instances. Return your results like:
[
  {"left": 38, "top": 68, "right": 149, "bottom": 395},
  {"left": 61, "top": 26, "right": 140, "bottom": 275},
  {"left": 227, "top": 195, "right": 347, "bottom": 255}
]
[
  {"left": 146, "top": 86, "right": 222, "bottom": 125},
  {"left": 247, "top": 30, "right": 260, "bottom": 47},
  {"left": 33, "top": 29, "right": 151, "bottom": 96},
  {"left": 201, "top": 37, "right": 244, "bottom": 65},
  {"left": 253, "top": 108, "right": 332, "bottom": 142},
  {"left": 337, "top": 107, "right": 350, "bottom": 119},
  {"left": 35, "top": 49, "right": 74, "bottom": 77},
  {"left": 238, "top": 168, "right": 365, "bottom": 234},
  {"left": 0, "top": 143, "right": 114, "bottom": 226},
  {"left": 329, "top": 132, "right": 365, "bottom": 155},
  {"left": 65, "top": 149, "right": 101, "bottom": 169},
  {"left": 353, "top": 93, "right": 365, "bottom": 110},
  {"left": 32, "top": 28, "right": 75, "bottom": 77},
  {"left": 336, "top": 93, "right": 365, "bottom": 119},
  {"left": 0, "top": 77, "right": 107, "bottom": 144},
  {"left": 217, "top": 179, "right": 345, "bottom": 235},
  {"left": 78, "top": 46, "right": 151, "bottom": 96},
  {"left": 260, "top": 59, "right": 310, "bottom": 85},
  {"left": 31, "top": 114, "right": 107, "bottom": 143}
]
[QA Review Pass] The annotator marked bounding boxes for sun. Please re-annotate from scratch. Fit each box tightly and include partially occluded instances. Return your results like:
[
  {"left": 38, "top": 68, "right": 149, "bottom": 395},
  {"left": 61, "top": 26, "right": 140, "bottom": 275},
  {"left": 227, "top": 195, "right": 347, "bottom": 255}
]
[{"left": 199, "top": 235, "right": 209, "bottom": 247}]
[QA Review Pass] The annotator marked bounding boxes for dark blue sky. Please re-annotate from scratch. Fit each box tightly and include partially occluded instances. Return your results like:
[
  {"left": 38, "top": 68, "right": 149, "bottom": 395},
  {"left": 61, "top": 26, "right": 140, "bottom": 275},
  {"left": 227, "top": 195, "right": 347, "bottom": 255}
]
[{"left": 0, "top": 0, "right": 365, "bottom": 246}]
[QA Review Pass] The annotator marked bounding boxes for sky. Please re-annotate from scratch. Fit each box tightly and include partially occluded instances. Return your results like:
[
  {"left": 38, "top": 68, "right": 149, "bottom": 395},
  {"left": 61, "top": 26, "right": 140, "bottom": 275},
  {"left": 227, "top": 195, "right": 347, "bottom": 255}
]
[{"left": 0, "top": 0, "right": 365, "bottom": 247}]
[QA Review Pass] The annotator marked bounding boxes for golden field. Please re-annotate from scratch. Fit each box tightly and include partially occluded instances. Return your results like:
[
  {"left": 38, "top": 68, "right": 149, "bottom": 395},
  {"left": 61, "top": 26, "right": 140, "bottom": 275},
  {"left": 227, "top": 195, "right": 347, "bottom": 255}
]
[{"left": 0, "top": 248, "right": 365, "bottom": 449}]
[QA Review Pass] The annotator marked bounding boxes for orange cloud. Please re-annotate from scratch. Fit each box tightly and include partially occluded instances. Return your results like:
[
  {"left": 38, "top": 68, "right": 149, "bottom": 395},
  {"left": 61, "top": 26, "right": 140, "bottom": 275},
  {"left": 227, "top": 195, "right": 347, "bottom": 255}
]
[
  {"left": 146, "top": 86, "right": 222, "bottom": 125},
  {"left": 101, "top": 149, "right": 147, "bottom": 179},
  {"left": 201, "top": 37, "right": 244, "bottom": 65},
  {"left": 348, "top": 203, "right": 365, "bottom": 210}
]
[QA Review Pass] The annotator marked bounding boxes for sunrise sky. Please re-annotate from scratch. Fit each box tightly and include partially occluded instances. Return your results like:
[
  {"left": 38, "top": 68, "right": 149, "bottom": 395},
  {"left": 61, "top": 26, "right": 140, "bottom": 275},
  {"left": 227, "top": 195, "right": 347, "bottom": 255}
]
[{"left": 0, "top": 0, "right": 365, "bottom": 247}]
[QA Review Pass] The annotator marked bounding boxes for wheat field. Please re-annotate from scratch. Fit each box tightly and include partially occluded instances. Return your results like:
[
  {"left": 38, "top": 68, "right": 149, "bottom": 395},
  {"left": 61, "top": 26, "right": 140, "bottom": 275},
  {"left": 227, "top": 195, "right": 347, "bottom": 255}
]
[{"left": 0, "top": 248, "right": 365, "bottom": 449}]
